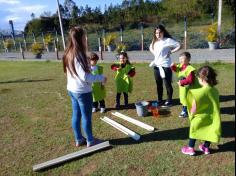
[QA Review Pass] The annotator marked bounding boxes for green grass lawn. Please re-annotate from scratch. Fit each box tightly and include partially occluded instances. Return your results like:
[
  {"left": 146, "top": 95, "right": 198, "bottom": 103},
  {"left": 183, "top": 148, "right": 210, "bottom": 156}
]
[{"left": 0, "top": 61, "right": 234, "bottom": 176}]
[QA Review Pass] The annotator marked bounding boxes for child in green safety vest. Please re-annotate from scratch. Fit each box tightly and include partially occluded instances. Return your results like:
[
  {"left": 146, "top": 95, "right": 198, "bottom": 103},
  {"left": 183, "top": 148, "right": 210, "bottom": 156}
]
[
  {"left": 181, "top": 66, "right": 221, "bottom": 156},
  {"left": 171, "top": 52, "right": 197, "bottom": 118},
  {"left": 90, "top": 53, "right": 106, "bottom": 113},
  {"left": 111, "top": 52, "right": 135, "bottom": 109}
]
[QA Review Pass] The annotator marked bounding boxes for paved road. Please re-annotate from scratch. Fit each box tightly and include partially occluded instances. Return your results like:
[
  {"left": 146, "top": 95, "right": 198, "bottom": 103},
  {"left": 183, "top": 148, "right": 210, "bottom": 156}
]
[{"left": 0, "top": 48, "right": 235, "bottom": 63}]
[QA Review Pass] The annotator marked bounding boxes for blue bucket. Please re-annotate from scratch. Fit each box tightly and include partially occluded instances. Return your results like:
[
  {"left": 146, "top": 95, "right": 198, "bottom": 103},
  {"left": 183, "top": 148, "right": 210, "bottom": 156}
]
[{"left": 135, "top": 101, "right": 149, "bottom": 117}]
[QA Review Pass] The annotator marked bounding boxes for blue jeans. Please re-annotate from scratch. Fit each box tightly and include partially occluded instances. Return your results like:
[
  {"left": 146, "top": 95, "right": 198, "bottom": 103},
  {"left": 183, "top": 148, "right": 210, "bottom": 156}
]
[
  {"left": 68, "top": 91, "right": 94, "bottom": 144},
  {"left": 182, "top": 106, "right": 188, "bottom": 114}
]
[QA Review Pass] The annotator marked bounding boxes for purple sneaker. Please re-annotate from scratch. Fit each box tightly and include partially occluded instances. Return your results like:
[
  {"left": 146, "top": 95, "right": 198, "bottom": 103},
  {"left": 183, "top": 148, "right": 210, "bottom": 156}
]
[
  {"left": 181, "top": 146, "right": 195, "bottom": 156},
  {"left": 199, "top": 144, "right": 210, "bottom": 155}
]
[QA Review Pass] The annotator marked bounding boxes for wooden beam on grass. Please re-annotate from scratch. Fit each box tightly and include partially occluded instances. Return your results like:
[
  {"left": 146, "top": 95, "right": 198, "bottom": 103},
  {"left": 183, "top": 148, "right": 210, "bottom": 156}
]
[
  {"left": 101, "top": 116, "right": 141, "bottom": 141},
  {"left": 111, "top": 112, "right": 155, "bottom": 132},
  {"left": 33, "top": 141, "right": 111, "bottom": 172}
]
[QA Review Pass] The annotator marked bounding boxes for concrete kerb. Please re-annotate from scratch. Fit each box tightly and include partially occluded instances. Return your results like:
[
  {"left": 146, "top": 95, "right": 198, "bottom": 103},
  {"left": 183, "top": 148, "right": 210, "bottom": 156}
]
[{"left": 0, "top": 49, "right": 235, "bottom": 63}]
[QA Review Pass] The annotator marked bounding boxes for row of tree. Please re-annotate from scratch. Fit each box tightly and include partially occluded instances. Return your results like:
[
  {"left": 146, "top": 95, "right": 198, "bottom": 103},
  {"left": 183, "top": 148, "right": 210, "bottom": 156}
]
[{"left": 24, "top": 0, "right": 235, "bottom": 36}]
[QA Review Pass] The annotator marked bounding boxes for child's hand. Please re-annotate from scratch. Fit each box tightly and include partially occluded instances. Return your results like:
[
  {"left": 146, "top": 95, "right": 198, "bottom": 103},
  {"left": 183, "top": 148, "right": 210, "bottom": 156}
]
[
  {"left": 177, "top": 81, "right": 181, "bottom": 86},
  {"left": 171, "top": 62, "right": 176, "bottom": 67},
  {"left": 111, "top": 64, "right": 120, "bottom": 71},
  {"left": 190, "top": 100, "right": 196, "bottom": 115},
  {"left": 102, "top": 76, "right": 107, "bottom": 85},
  {"left": 167, "top": 50, "right": 172, "bottom": 58}
]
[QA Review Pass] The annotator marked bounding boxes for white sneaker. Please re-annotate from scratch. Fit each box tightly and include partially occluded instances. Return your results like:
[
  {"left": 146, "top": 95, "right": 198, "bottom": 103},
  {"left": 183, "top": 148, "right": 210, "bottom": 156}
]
[
  {"left": 92, "top": 108, "right": 97, "bottom": 113},
  {"left": 100, "top": 108, "right": 106, "bottom": 113}
]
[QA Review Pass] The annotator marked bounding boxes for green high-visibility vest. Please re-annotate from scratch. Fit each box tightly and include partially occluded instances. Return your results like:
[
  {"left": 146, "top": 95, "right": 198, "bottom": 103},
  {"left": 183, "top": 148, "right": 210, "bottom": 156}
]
[
  {"left": 186, "top": 85, "right": 221, "bottom": 143},
  {"left": 176, "top": 64, "right": 197, "bottom": 106},
  {"left": 114, "top": 63, "right": 135, "bottom": 93},
  {"left": 91, "top": 65, "right": 106, "bottom": 102}
]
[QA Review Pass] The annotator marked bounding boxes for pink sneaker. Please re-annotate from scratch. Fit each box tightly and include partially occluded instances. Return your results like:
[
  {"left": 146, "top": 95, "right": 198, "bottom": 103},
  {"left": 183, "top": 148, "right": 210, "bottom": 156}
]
[
  {"left": 199, "top": 144, "right": 210, "bottom": 155},
  {"left": 181, "top": 146, "right": 195, "bottom": 156}
]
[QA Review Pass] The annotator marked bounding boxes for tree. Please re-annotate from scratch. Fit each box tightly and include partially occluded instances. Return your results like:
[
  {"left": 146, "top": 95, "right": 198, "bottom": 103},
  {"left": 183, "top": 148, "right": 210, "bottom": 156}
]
[
  {"left": 31, "top": 13, "right": 35, "bottom": 19},
  {"left": 40, "top": 11, "right": 52, "bottom": 18},
  {"left": 161, "top": 0, "right": 202, "bottom": 22},
  {"left": 63, "top": 0, "right": 78, "bottom": 19}
]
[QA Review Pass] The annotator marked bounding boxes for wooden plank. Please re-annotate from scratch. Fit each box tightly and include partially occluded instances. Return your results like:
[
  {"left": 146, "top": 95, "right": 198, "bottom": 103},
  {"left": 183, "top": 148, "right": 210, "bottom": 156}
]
[
  {"left": 112, "top": 112, "right": 155, "bottom": 132},
  {"left": 33, "top": 141, "right": 110, "bottom": 172},
  {"left": 101, "top": 116, "right": 141, "bottom": 141}
]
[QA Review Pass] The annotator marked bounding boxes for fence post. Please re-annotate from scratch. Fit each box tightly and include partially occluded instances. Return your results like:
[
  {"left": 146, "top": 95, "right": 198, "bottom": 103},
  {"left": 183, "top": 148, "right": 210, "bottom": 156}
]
[
  {"left": 32, "top": 32, "right": 36, "bottom": 43},
  {"left": 184, "top": 16, "right": 187, "bottom": 50},
  {"left": 54, "top": 39, "right": 59, "bottom": 60},
  {"left": 99, "top": 37, "right": 103, "bottom": 60},
  {"left": 23, "top": 33, "right": 27, "bottom": 51},
  {"left": 19, "top": 42, "right": 25, "bottom": 59},
  {"left": 141, "top": 22, "right": 144, "bottom": 51},
  {"left": 42, "top": 32, "right": 47, "bottom": 51},
  {"left": 102, "top": 29, "right": 106, "bottom": 52},
  {"left": 120, "top": 24, "right": 124, "bottom": 43}
]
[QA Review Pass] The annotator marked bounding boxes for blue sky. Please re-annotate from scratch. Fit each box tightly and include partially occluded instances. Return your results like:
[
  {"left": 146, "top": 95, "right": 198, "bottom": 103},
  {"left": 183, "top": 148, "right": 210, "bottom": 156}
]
[{"left": 0, "top": 0, "right": 122, "bottom": 31}]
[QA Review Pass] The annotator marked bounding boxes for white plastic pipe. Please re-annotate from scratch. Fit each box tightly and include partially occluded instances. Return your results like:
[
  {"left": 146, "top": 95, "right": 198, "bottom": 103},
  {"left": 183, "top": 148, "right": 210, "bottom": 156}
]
[
  {"left": 101, "top": 116, "right": 141, "bottom": 141},
  {"left": 112, "top": 112, "right": 155, "bottom": 132},
  {"left": 33, "top": 141, "right": 110, "bottom": 172}
]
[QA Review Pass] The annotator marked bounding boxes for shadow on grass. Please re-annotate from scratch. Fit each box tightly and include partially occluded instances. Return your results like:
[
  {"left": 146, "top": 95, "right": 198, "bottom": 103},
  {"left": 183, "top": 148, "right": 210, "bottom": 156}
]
[
  {"left": 147, "top": 99, "right": 181, "bottom": 106},
  {"left": 106, "top": 98, "right": 182, "bottom": 112},
  {"left": 220, "top": 95, "right": 235, "bottom": 102},
  {"left": 109, "top": 121, "right": 235, "bottom": 148},
  {"left": 0, "top": 78, "right": 53, "bottom": 84},
  {"left": 221, "top": 106, "right": 235, "bottom": 115},
  {"left": 0, "top": 88, "right": 11, "bottom": 94},
  {"left": 106, "top": 103, "right": 136, "bottom": 112},
  {"left": 211, "top": 140, "right": 235, "bottom": 154}
]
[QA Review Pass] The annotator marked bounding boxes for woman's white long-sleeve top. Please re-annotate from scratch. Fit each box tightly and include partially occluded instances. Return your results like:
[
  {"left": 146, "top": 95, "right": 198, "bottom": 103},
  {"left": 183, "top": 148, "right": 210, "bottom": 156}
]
[
  {"left": 149, "top": 38, "right": 180, "bottom": 67},
  {"left": 67, "top": 59, "right": 105, "bottom": 94}
]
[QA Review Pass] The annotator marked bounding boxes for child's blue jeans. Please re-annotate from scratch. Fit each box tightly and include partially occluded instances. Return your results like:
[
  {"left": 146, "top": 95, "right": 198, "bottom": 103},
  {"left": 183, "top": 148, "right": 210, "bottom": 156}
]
[{"left": 68, "top": 91, "right": 94, "bottom": 144}]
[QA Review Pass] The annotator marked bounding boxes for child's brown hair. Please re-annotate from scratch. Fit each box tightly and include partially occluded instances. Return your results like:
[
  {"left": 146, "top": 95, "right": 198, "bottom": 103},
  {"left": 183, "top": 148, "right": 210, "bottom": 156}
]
[
  {"left": 90, "top": 52, "right": 99, "bottom": 61},
  {"left": 180, "top": 51, "right": 191, "bottom": 61},
  {"left": 120, "top": 52, "right": 131, "bottom": 64},
  {"left": 197, "top": 66, "right": 218, "bottom": 86}
]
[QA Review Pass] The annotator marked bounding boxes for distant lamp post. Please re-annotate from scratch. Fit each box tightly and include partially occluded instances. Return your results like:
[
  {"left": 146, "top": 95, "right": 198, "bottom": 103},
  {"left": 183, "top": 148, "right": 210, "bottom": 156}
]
[{"left": 56, "top": 0, "right": 66, "bottom": 50}]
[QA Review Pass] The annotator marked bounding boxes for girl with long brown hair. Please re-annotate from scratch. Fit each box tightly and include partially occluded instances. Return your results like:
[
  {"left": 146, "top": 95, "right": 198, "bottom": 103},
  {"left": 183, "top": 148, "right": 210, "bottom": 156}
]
[{"left": 63, "top": 26, "right": 106, "bottom": 147}]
